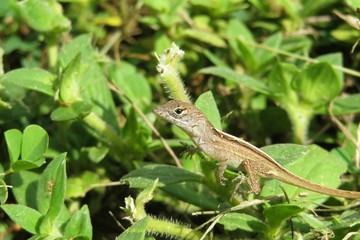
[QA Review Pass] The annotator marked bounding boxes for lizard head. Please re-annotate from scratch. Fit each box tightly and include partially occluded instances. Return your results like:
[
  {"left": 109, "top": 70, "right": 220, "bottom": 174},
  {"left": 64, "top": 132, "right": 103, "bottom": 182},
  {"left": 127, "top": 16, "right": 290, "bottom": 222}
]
[{"left": 153, "top": 100, "right": 210, "bottom": 137}]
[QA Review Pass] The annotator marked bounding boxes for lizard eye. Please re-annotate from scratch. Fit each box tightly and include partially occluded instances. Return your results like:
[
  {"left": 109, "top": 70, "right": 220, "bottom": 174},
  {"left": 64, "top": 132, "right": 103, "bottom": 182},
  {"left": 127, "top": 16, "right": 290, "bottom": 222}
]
[{"left": 174, "top": 107, "right": 184, "bottom": 115}]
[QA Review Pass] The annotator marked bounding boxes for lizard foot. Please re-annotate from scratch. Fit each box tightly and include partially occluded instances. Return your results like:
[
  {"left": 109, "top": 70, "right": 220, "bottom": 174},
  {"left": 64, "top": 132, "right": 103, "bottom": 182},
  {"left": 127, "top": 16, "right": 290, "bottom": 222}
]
[
  {"left": 180, "top": 141, "right": 202, "bottom": 159},
  {"left": 218, "top": 174, "right": 228, "bottom": 186},
  {"left": 231, "top": 172, "right": 247, "bottom": 195}
]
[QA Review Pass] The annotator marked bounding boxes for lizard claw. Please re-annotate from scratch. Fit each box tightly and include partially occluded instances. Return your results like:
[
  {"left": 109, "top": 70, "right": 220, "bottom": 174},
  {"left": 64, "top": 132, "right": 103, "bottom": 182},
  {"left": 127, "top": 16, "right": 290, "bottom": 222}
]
[
  {"left": 180, "top": 141, "right": 199, "bottom": 159},
  {"left": 216, "top": 161, "right": 229, "bottom": 186},
  {"left": 232, "top": 171, "right": 246, "bottom": 184},
  {"left": 231, "top": 172, "right": 247, "bottom": 194},
  {"left": 219, "top": 174, "right": 228, "bottom": 186}
]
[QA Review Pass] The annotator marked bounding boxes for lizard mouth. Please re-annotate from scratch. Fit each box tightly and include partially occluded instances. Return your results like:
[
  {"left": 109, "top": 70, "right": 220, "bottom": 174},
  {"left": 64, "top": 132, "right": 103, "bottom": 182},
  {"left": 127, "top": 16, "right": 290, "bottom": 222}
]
[
  {"left": 152, "top": 106, "right": 167, "bottom": 119},
  {"left": 152, "top": 106, "right": 161, "bottom": 115}
]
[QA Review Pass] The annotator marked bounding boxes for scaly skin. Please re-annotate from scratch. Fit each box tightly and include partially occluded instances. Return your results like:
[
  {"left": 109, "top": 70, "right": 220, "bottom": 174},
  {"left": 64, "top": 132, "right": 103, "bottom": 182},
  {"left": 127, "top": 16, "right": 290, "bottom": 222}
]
[{"left": 153, "top": 100, "right": 360, "bottom": 199}]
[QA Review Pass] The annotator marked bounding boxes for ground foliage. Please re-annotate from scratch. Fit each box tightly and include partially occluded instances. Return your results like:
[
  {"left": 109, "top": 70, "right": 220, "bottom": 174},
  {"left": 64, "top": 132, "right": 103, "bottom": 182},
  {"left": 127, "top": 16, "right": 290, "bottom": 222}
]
[{"left": 1, "top": 0, "right": 360, "bottom": 239}]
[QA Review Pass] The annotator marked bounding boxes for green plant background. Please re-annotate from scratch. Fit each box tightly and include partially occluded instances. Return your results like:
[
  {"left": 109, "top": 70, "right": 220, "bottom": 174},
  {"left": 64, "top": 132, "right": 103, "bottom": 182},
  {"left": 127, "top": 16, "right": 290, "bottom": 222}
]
[{"left": 1, "top": 0, "right": 360, "bottom": 239}]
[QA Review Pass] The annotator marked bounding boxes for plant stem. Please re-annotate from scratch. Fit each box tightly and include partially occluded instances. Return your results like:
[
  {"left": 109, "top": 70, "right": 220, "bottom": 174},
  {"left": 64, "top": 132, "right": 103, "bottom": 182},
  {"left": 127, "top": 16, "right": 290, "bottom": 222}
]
[
  {"left": 47, "top": 41, "right": 58, "bottom": 69},
  {"left": 82, "top": 112, "right": 121, "bottom": 146},
  {"left": 147, "top": 216, "right": 203, "bottom": 240},
  {"left": 82, "top": 112, "right": 133, "bottom": 169},
  {"left": 156, "top": 43, "right": 190, "bottom": 102},
  {"left": 285, "top": 103, "right": 313, "bottom": 144}
]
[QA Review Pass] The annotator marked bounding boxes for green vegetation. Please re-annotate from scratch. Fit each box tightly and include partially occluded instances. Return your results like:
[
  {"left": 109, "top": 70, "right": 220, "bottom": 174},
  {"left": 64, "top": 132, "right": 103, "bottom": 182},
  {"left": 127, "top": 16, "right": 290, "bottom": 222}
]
[{"left": 1, "top": 0, "right": 360, "bottom": 239}]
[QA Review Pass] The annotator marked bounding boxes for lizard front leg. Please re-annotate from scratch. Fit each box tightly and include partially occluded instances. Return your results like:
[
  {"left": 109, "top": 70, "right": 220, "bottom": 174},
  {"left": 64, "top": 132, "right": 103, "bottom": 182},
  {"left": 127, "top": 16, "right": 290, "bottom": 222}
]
[
  {"left": 216, "top": 159, "right": 229, "bottom": 186},
  {"left": 180, "top": 141, "right": 201, "bottom": 159}
]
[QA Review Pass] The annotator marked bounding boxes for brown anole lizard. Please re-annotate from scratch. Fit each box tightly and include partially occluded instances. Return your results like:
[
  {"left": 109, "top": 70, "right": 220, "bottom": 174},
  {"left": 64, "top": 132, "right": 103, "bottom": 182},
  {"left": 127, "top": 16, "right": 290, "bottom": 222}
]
[{"left": 153, "top": 100, "right": 360, "bottom": 199}]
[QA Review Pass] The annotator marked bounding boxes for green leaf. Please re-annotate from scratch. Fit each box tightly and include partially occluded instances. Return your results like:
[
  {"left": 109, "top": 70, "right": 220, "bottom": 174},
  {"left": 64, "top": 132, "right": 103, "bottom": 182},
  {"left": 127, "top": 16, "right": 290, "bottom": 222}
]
[
  {"left": 59, "top": 53, "right": 86, "bottom": 104},
  {"left": 143, "top": 0, "right": 170, "bottom": 11},
  {"left": 45, "top": 154, "right": 66, "bottom": 222},
  {"left": 122, "top": 108, "right": 139, "bottom": 140},
  {"left": 331, "top": 26, "right": 360, "bottom": 42},
  {"left": 260, "top": 108, "right": 290, "bottom": 137},
  {"left": 317, "top": 53, "right": 343, "bottom": 86},
  {"left": 300, "top": 0, "right": 338, "bottom": 17},
  {"left": 51, "top": 101, "right": 92, "bottom": 121},
  {"left": 345, "top": 0, "right": 360, "bottom": 11},
  {"left": 2, "top": 35, "right": 39, "bottom": 54},
  {"left": 110, "top": 61, "right": 152, "bottom": 110},
  {"left": 198, "top": 66, "right": 273, "bottom": 94},
  {"left": 122, "top": 164, "right": 220, "bottom": 209},
  {"left": 333, "top": 93, "right": 360, "bottom": 114},
  {"left": 336, "top": 210, "right": 360, "bottom": 229},
  {"left": 154, "top": 33, "right": 172, "bottom": 55},
  {"left": 116, "top": 217, "right": 150, "bottom": 240},
  {"left": 261, "top": 144, "right": 348, "bottom": 206},
  {"left": 2, "top": 68, "right": 56, "bottom": 96},
  {"left": 0, "top": 179, "right": 8, "bottom": 205},
  {"left": 267, "top": 63, "right": 299, "bottom": 100},
  {"left": 182, "top": 29, "right": 226, "bottom": 48},
  {"left": 317, "top": 93, "right": 360, "bottom": 115},
  {"left": 16, "top": 0, "right": 70, "bottom": 33},
  {"left": 21, "top": 125, "right": 49, "bottom": 161},
  {"left": 64, "top": 205, "right": 92, "bottom": 240},
  {"left": 136, "top": 179, "right": 158, "bottom": 216},
  {"left": 273, "top": 0, "right": 298, "bottom": 19},
  {"left": 298, "top": 212, "right": 330, "bottom": 229},
  {"left": 254, "top": 32, "right": 282, "bottom": 68},
  {"left": 203, "top": 49, "right": 227, "bottom": 67},
  {"left": 226, "top": 19, "right": 254, "bottom": 42},
  {"left": 162, "top": 182, "right": 220, "bottom": 209},
  {"left": 83, "top": 146, "right": 109, "bottom": 164},
  {"left": 292, "top": 62, "right": 341, "bottom": 104},
  {"left": 4, "top": 129, "right": 22, "bottom": 164},
  {"left": 121, "top": 164, "right": 203, "bottom": 188},
  {"left": 7, "top": 125, "right": 48, "bottom": 171},
  {"left": 1, "top": 204, "right": 42, "bottom": 234},
  {"left": 226, "top": 19, "right": 256, "bottom": 69},
  {"left": 263, "top": 204, "right": 304, "bottom": 231},
  {"left": 190, "top": 0, "right": 234, "bottom": 14},
  {"left": 331, "top": 147, "right": 358, "bottom": 174},
  {"left": 195, "top": 91, "right": 222, "bottom": 129},
  {"left": 121, "top": 107, "right": 151, "bottom": 157},
  {"left": 12, "top": 159, "right": 45, "bottom": 171},
  {"left": 226, "top": 19, "right": 256, "bottom": 68},
  {"left": 58, "top": 35, "right": 92, "bottom": 67},
  {"left": 10, "top": 171, "right": 39, "bottom": 208},
  {"left": 218, "top": 213, "right": 267, "bottom": 232},
  {"left": 66, "top": 171, "right": 105, "bottom": 198},
  {"left": 0, "top": 46, "right": 3, "bottom": 76},
  {"left": 37, "top": 153, "right": 67, "bottom": 221},
  {"left": 58, "top": 34, "right": 118, "bottom": 130},
  {"left": 231, "top": 38, "right": 257, "bottom": 70}
]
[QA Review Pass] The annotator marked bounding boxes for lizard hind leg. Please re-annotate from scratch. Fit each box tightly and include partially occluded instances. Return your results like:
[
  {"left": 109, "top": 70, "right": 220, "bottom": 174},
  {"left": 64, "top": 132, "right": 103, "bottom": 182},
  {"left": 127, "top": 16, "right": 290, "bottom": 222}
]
[{"left": 242, "top": 159, "right": 261, "bottom": 194}]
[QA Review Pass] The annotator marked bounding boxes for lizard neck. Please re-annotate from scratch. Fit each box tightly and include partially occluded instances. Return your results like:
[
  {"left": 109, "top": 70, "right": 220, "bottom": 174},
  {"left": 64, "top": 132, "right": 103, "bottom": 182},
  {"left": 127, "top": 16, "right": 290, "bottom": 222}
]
[{"left": 187, "top": 118, "right": 215, "bottom": 143}]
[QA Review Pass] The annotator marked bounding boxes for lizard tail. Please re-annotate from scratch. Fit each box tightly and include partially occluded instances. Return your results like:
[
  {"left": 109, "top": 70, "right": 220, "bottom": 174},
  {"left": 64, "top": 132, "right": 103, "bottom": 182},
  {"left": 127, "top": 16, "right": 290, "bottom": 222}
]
[{"left": 276, "top": 171, "right": 360, "bottom": 199}]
